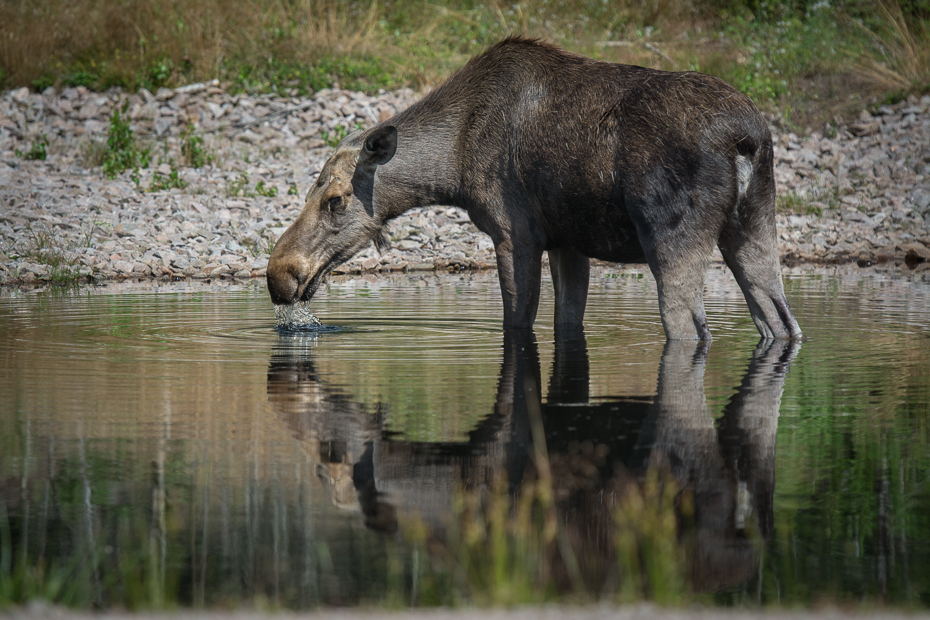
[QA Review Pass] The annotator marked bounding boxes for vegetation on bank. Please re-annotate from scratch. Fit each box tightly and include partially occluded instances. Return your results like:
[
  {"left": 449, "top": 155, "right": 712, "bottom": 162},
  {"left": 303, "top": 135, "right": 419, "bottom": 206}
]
[{"left": 0, "top": 0, "right": 928, "bottom": 127}]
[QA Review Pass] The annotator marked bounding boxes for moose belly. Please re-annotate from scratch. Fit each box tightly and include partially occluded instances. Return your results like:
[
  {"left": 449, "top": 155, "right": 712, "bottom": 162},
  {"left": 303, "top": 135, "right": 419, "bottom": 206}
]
[{"left": 545, "top": 204, "right": 647, "bottom": 264}]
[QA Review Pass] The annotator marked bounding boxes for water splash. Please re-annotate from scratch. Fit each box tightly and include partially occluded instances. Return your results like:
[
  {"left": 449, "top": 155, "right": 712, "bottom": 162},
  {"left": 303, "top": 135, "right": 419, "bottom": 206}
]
[{"left": 275, "top": 301, "right": 323, "bottom": 331}]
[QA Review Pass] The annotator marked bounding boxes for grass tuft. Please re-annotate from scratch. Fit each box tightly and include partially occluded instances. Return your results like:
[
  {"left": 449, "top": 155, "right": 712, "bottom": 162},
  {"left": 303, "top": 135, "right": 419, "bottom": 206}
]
[
  {"left": 180, "top": 124, "right": 213, "bottom": 168},
  {"left": 850, "top": 0, "right": 930, "bottom": 98},
  {"left": 15, "top": 134, "right": 49, "bottom": 161},
  {"left": 6, "top": 223, "right": 87, "bottom": 283},
  {"left": 320, "top": 122, "right": 363, "bottom": 148},
  {"left": 147, "top": 166, "right": 187, "bottom": 192},
  {"left": 101, "top": 100, "right": 151, "bottom": 179}
]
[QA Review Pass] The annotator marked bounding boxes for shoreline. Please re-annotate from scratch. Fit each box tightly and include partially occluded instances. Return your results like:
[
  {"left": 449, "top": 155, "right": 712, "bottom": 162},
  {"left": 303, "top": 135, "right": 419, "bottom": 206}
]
[{"left": 2, "top": 83, "right": 929, "bottom": 289}]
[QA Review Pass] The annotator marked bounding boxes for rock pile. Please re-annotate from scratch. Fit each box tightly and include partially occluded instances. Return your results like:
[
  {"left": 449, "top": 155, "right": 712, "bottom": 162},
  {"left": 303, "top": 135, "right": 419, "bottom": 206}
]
[
  {"left": 771, "top": 96, "right": 930, "bottom": 268},
  {"left": 1, "top": 82, "right": 929, "bottom": 286}
]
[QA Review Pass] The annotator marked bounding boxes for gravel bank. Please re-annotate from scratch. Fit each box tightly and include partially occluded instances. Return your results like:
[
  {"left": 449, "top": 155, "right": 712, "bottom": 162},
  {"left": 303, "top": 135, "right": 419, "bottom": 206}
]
[{"left": 1, "top": 82, "right": 929, "bottom": 287}]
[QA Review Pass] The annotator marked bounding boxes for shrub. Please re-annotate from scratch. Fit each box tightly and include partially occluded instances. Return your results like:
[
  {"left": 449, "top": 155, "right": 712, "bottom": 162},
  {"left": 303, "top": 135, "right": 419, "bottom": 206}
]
[
  {"left": 16, "top": 134, "right": 49, "bottom": 161},
  {"left": 101, "top": 100, "right": 151, "bottom": 179},
  {"left": 180, "top": 124, "right": 213, "bottom": 168},
  {"left": 148, "top": 165, "right": 187, "bottom": 192},
  {"left": 255, "top": 180, "right": 277, "bottom": 197}
]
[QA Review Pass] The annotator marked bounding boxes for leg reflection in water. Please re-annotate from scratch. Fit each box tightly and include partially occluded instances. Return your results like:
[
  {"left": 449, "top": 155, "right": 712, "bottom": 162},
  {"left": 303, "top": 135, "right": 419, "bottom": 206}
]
[
  {"left": 631, "top": 339, "right": 799, "bottom": 592},
  {"left": 266, "top": 331, "right": 798, "bottom": 593}
]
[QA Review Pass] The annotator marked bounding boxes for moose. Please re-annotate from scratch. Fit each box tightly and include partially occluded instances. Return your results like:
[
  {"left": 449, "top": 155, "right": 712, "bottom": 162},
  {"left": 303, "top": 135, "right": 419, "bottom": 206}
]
[{"left": 267, "top": 37, "right": 803, "bottom": 341}]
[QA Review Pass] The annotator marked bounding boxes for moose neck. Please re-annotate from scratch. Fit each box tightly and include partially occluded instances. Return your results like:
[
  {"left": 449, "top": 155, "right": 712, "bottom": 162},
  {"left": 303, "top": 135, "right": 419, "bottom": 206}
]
[{"left": 373, "top": 98, "right": 463, "bottom": 222}]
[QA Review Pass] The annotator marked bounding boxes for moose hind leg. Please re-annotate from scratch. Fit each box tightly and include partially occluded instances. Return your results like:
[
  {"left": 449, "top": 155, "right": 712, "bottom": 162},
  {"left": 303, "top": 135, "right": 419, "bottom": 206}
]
[
  {"left": 548, "top": 247, "right": 589, "bottom": 330},
  {"left": 719, "top": 223, "right": 803, "bottom": 340}
]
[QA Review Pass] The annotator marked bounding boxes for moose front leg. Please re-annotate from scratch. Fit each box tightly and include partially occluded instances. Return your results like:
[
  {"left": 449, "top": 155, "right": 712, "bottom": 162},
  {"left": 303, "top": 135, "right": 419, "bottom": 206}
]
[
  {"left": 548, "top": 247, "right": 589, "bottom": 331},
  {"left": 495, "top": 237, "right": 544, "bottom": 330}
]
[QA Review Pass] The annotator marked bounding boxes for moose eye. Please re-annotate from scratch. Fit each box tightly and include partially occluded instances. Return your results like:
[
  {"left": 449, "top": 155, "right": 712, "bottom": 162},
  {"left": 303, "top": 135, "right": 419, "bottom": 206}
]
[{"left": 327, "top": 195, "right": 343, "bottom": 212}]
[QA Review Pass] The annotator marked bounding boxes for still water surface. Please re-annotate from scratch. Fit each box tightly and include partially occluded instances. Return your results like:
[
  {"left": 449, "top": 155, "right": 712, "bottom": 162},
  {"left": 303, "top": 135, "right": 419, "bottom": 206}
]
[{"left": 2, "top": 266, "right": 929, "bottom": 609}]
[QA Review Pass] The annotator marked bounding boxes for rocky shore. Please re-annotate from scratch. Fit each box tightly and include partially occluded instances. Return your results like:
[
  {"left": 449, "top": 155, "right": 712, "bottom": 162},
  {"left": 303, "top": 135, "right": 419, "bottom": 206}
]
[{"left": 1, "top": 82, "right": 929, "bottom": 287}]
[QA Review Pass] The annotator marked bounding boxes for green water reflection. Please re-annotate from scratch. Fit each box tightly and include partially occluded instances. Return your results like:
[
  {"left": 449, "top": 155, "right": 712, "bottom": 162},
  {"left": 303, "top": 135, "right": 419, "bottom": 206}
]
[{"left": 1, "top": 268, "right": 929, "bottom": 609}]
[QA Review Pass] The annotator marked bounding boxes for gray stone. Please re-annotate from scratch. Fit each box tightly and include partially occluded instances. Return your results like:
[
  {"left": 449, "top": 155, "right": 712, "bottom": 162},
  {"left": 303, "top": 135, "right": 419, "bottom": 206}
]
[
  {"left": 154, "top": 118, "right": 172, "bottom": 137},
  {"left": 911, "top": 189, "right": 930, "bottom": 212},
  {"left": 1, "top": 78, "right": 928, "bottom": 285}
]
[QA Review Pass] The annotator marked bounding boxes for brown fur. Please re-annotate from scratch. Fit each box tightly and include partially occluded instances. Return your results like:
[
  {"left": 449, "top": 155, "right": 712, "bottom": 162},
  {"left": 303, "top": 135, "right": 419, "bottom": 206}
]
[{"left": 267, "top": 37, "right": 802, "bottom": 340}]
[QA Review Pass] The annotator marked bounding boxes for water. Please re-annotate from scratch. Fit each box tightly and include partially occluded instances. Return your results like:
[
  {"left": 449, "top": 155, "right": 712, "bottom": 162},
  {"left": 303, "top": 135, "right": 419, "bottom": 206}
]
[
  {"left": 1, "top": 266, "right": 929, "bottom": 609},
  {"left": 275, "top": 301, "right": 324, "bottom": 331}
]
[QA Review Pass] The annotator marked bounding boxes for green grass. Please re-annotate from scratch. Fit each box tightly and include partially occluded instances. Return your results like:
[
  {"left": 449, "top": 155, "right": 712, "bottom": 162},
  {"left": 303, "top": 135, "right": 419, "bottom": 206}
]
[
  {"left": 0, "top": 451, "right": 693, "bottom": 610},
  {"left": 778, "top": 184, "right": 842, "bottom": 216},
  {"left": 254, "top": 180, "right": 277, "bottom": 197},
  {"left": 15, "top": 134, "right": 49, "bottom": 161},
  {"left": 226, "top": 172, "right": 251, "bottom": 197},
  {"left": 320, "top": 122, "right": 363, "bottom": 148},
  {"left": 241, "top": 234, "right": 275, "bottom": 257},
  {"left": 147, "top": 165, "right": 187, "bottom": 192},
  {"left": 778, "top": 191, "right": 824, "bottom": 216},
  {"left": 1, "top": 0, "right": 928, "bottom": 126},
  {"left": 225, "top": 172, "right": 279, "bottom": 198},
  {"left": 101, "top": 100, "right": 151, "bottom": 180},
  {"left": 180, "top": 124, "right": 213, "bottom": 168},
  {"left": 5, "top": 223, "right": 88, "bottom": 283}
]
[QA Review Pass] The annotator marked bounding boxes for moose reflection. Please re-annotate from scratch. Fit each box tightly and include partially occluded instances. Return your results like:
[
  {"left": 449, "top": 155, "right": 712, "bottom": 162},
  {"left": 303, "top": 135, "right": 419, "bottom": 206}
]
[{"left": 267, "top": 331, "right": 798, "bottom": 593}]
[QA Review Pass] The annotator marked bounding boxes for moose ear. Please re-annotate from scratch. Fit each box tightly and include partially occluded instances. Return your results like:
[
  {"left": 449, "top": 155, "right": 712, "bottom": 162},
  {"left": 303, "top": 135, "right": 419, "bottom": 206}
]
[{"left": 360, "top": 125, "right": 397, "bottom": 168}]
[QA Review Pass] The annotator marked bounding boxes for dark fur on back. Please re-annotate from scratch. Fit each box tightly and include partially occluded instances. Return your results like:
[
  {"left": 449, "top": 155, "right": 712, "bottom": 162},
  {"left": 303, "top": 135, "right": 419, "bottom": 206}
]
[
  {"left": 384, "top": 36, "right": 773, "bottom": 264},
  {"left": 267, "top": 37, "right": 801, "bottom": 341}
]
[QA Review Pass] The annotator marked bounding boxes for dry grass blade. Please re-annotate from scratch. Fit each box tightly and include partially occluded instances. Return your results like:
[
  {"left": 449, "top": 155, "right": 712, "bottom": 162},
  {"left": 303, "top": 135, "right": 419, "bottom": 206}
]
[
  {"left": 851, "top": 0, "right": 930, "bottom": 96},
  {"left": 0, "top": 0, "right": 384, "bottom": 90}
]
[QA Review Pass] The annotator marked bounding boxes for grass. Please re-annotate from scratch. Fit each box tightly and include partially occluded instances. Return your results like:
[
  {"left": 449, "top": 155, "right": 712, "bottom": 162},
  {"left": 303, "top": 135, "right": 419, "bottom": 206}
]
[
  {"left": 0, "top": 451, "right": 694, "bottom": 610},
  {"left": 15, "top": 133, "right": 49, "bottom": 161},
  {"left": 778, "top": 183, "right": 842, "bottom": 216},
  {"left": 87, "top": 104, "right": 215, "bottom": 188},
  {"left": 180, "top": 123, "right": 213, "bottom": 168},
  {"left": 147, "top": 165, "right": 187, "bottom": 192},
  {"left": 226, "top": 172, "right": 251, "bottom": 197},
  {"left": 388, "top": 395, "right": 695, "bottom": 607},
  {"left": 849, "top": 0, "right": 930, "bottom": 102},
  {"left": 4, "top": 223, "right": 89, "bottom": 283},
  {"left": 0, "top": 499, "right": 177, "bottom": 610},
  {"left": 0, "top": 1, "right": 928, "bottom": 126},
  {"left": 241, "top": 233, "right": 276, "bottom": 257},
  {"left": 101, "top": 100, "right": 151, "bottom": 180},
  {"left": 255, "top": 180, "right": 278, "bottom": 197},
  {"left": 321, "top": 122, "right": 363, "bottom": 148},
  {"left": 225, "top": 172, "right": 279, "bottom": 198},
  {"left": 778, "top": 191, "right": 821, "bottom": 216}
]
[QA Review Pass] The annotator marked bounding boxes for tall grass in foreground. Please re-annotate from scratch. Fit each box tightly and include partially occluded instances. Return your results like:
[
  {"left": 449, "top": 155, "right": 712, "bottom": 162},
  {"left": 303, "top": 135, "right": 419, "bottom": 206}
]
[
  {"left": 391, "top": 462, "right": 689, "bottom": 607},
  {"left": 0, "top": 456, "right": 693, "bottom": 609}
]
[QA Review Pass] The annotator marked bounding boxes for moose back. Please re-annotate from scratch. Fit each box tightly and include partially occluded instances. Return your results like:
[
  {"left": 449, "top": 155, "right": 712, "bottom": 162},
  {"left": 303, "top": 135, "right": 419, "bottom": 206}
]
[{"left": 266, "top": 37, "right": 802, "bottom": 341}]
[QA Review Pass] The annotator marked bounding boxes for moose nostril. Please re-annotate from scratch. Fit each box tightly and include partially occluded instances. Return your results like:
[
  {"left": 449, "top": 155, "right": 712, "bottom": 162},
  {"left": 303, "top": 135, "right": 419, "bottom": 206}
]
[{"left": 266, "top": 267, "right": 299, "bottom": 306}]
